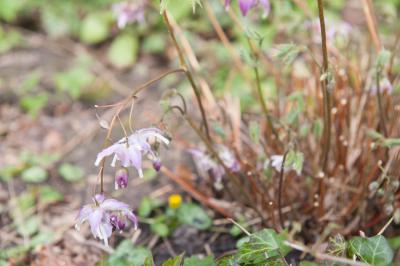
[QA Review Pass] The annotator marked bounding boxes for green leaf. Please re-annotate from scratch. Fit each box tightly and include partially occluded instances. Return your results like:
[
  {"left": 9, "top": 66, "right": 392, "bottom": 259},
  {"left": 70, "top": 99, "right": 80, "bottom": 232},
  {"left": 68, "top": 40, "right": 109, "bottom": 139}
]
[
  {"left": 151, "top": 222, "right": 169, "bottom": 237},
  {"left": 138, "top": 197, "right": 153, "bottom": 217},
  {"left": 0, "top": 164, "right": 20, "bottom": 181},
  {"left": 108, "top": 240, "right": 152, "bottom": 266},
  {"left": 20, "top": 92, "right": 48, "bottom": 118},
  {"left": 183, "top": 255, "right": 215, "bottom": 266},
  {"left": 0, "top": 0, "right": 25, "bottom": 22},
  {"left": 299, "top": 262, "right": 319, "bottom": 266},
  {"left": 273, "top": 43, "right": 303, "bottom": 67},
  {"left": 108, "top": 34, "right": 138, "bottom": 69},
  {"left": 39, "top": 186, "right": 63, "bottom": 205},
  {"left": 80, "top": 12, "right": 110, "bottom": 44},
  {"left": 17, "top": 215, "right": 41, "bottom": 237},
  {"left": 348, "top": 235, "right": 394, "bottom": 266},
  {"left": 58, "top": 163, "right": 84, "bottom": 182},
  {"left": 162, "top": 253, "right": 184, "bottom": 266},
  {"left": 177, "top": 203, "right": 212, "bottom": 230},
  {"left": 21, "top": 166, "right": 48, "bottom": 183},
  {"left": 236, "top": 229, "right": 291, "bottom": 264},
  {"left": 55, "top": 66, "right": 94, "bottom": 98},
  {"left": 144, "top": 256, "right": 155, "bottom": 266}
]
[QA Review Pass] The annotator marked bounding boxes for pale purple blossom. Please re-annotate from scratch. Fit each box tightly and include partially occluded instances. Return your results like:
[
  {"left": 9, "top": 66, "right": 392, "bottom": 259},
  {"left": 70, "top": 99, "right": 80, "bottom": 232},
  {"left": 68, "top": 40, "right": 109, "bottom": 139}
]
[
  {"left": 305, "top": 19, "right": 352, "bottom": 45},
  {"left": 75, "top": 194, "right": 137, "bottom": 246},
  {"left": 113, "top": 1, "right": 146, "bottom": 29},
  {"left": 370, "top": 78, "right": 393, "bottom": 95},
  {"left": 95, "top": 128, "right": 169, "bottom": 178},
  {"left": 115, "top": 168, "right": 128, "bottom": 190},
  {"left": 225, "top": 0, "right": 270, "bottom": 17},
  {"left": 189, "top": 146, "right": 240, "bottom": 186}
]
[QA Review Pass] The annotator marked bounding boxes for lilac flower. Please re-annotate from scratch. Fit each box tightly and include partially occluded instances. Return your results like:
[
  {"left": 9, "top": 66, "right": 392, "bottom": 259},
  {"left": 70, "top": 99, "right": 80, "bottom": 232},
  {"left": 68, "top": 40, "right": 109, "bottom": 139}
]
[
  {"left": 189, "top": 146, "right": 240, "bottom": 186},
  {"left": 95, "top": 128, "right": 169, "bottom": 178},
  {"left": 112, "top": 1, "right": 146, "bottom": 29},
  {"left": 75, "top": 194, "right": 137, "bottom": 246},
  {"left": 370, "top": 78, "right": 393, "bottom": 95},
  {"left": 115, "top": 168, "right": 128, "bottom": 190},
  {"left": 225, "top": 0, "right": 270, "bottom": 17},
  {"left": 305, "top": 19, "right": 352, "bottom": 44}
]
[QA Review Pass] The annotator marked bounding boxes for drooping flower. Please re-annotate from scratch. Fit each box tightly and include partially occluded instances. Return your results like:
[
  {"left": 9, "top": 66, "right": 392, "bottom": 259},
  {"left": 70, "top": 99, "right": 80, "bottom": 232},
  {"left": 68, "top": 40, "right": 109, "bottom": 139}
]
[
  {"left": 305, "top": 19, "right": 352, "bottom": 44},
  {"left": 115, "top": 168, "right": 128, "bottom": 190},
  {"left": 75, "top": 194, "right": 137, "bottom": 246},
  {"left": 95, "top": 128, "right": 169, "bottom": 178},
  {"left": 370, "top": 78, "right": 393, "bottom": 95},
  {"left": 225, "top": 0, "right": 270, "bottom": 17},
  {"left": 189, "top": 146, "right": 240, "bottom": 188},
  {"left": 112, "top": 1, "right": 146, "bottom": 29}
]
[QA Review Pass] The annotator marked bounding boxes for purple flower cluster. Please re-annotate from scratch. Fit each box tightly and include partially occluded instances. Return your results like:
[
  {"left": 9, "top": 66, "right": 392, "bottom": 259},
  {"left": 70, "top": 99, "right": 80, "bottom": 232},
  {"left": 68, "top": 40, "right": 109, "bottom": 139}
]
[
  {"left": 95, "top": 128, "right": 170, "bottom": 180},
  {"left": 75, "top": 194, "right": 137, "bottom": 246},
  {"left": 189, "top": 145, "right": 240, "bottom": 187},
  {"left": 225, "top": 0, "right": 270, "bottom": 17},
  {"left": 77, "top": 127, "right": 169, "bottom": 246},
  {"left": 113, "top": 1, "right": 146, "bottom": 29}
]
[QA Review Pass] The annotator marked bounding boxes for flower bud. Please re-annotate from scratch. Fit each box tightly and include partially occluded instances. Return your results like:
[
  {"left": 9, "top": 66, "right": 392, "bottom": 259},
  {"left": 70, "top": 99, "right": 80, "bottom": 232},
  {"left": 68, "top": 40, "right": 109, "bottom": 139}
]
[
  {"left": 115, "top": 168, "right": 129, "bottom": 190},
  {"left": 153, "top": 160, "right": 162, "bottom": 172}
]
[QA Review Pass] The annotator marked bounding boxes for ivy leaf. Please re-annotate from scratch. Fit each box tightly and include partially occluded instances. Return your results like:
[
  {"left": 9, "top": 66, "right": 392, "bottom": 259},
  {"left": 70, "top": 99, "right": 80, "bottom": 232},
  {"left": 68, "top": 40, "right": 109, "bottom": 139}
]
[
  {"left": 162, "top": 253, "right": 184, "bottom": 266},
  {"left": 236, "top": 229, "right": 291, "bottom": 264},
  {"left": 177, "top": 203, "right": 212, "bottom": 230},
  {"left": 348, "top": 235, "right": 394, "bottom": 266}
]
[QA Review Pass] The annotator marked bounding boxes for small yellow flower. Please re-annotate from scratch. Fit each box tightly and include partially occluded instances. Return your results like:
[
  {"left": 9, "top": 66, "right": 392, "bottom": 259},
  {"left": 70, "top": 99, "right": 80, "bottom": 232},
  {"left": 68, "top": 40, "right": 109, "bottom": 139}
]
[{"left": 168, "top": 194, "right": 182, "bottom": 209}]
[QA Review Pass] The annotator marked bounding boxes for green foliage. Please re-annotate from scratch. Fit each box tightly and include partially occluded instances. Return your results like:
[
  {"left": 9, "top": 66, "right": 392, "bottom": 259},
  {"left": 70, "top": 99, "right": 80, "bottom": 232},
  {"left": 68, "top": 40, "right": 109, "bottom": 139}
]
[
  {"left": 20, "top": 92, "right": 48, "bottom": 118},
  {"left": 285, "top": 150, "right": 304, "bottom": 175},
  {"left": 21, "top": 166, "right": 48, "bottom": 183},
  {"left": 177, "top": 203, "right": 212, "bottom": 230},
  {"left": 162, "top": 253, "right": 184, "bottom": 266},
  {"left": 348, "top": 235, "right": 394, "bottom": 266},
  {"left": 0, "top": 26, "right": 22, "bottom": 54},
  {"left": 150, "top": 222, "right": 170, "bottom": 237},
  {"left": 236, "top": 229, "right": 291, "bottom": 264},
  {"left": 58, "top": 163, "right": 85, "bottom": 182},
  {"left": 108, "top": 34, "right": 139, "bottom": 68},
  {"left": 0, "top": 0, "right": 25, "bottom": 22},
  {"left": 273, "top": 43, "right": 303, "bottom": 67},
  {"left": 80, "top": 12, "right": 111, "bottom": 44},
  {"left": 108, "top": 240, "right": 152, "bottom": 266},
  {"left": 183, "top": 255, "right": 215, "bottom": 266},
  {"left": 55, "top": 65, "right": 94, "bottom": 98}
]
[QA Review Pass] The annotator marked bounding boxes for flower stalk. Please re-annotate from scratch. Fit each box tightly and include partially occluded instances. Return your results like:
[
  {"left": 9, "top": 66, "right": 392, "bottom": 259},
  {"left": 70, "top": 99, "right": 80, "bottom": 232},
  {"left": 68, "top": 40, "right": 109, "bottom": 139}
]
[{"left": 317, "top": 0, "right": 331, "bottom": 215}]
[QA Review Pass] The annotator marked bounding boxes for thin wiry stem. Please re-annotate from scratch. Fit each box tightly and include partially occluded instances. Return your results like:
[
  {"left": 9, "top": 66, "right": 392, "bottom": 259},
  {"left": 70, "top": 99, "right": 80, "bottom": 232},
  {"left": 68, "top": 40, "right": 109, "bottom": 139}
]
[
  {"left": 162, "top": 11, "right": 211, "bottom": 141},
  {"left": 97, "top": 68, "right": 186, "bottom": 194},
  {"left": 317, "top": 0, "right": 331, "bottom": 216},
  {"left": 376, "top": 68, "right": 388, "bottom": 137},
  {"left": 278, "top": 151, "right": 288, "bottom": 230}
]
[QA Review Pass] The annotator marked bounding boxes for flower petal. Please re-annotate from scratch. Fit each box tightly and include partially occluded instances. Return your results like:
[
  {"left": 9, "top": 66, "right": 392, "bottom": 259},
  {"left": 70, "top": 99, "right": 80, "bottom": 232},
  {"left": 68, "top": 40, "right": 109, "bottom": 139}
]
[
  {"left": 95, "top": 143, "right": 121, "bottom": 166},
  {"left": 101, "top": 198, "right": 130, "bottom": 211},
  {"left": 88, "top": 208, "right": 104, "bottom": 237}
]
